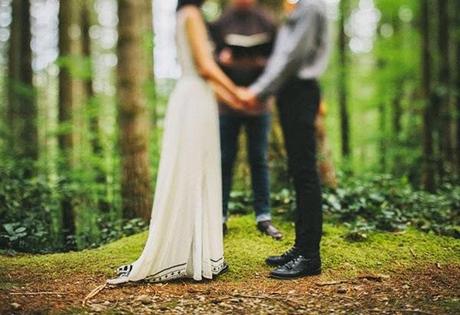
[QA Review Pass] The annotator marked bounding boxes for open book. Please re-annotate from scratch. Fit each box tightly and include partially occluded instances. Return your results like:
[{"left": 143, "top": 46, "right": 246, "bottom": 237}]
[
  {"left": 224, "top": 33, "right": 273, "bottom": 58},
  {"left": 225, "top": 33, "right": 271, "bottom": 47}
]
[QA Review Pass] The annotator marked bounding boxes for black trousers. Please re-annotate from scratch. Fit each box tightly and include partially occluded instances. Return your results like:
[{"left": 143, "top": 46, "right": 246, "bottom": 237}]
[{"left": 277, "top": 78, "right": 323, "bottom": 256}]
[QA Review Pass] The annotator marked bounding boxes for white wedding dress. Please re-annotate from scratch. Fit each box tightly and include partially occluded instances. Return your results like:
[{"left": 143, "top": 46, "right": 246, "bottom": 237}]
[{"left": 108, "top": 11, "right": 226, "bottom": 285}]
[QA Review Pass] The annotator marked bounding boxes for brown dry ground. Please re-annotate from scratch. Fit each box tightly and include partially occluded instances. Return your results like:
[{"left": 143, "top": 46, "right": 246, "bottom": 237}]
[
  {"left": 1, "top": 216, "right": 459, "bottom": 314},
  {"left": 2, "top": 265, "right": 459, "bottom": 314}
]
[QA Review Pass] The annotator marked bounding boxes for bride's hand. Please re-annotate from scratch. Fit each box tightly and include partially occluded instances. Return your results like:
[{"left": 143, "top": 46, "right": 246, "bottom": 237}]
[
  {"left": 236, "top": 87, "right": 259, "bottom": 110},
  {"left": 209, "top": 81, "right": 245, "bottom": 111},
  {"left": 225, "top": 93, "right": 246, "bottom": 111}
]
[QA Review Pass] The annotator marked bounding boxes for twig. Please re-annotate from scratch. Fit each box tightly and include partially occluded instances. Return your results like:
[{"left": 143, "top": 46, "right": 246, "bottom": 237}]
[
  {"left": 233, "top": 294, "right": 272, "bottom": 299},
  {"left": 82, "top": 283, "right": 107, "bottom": 307},
  {"left": 357, "top": 274, "right": 390, "bottom": 282},
  {"left": 9, "top": 291, "right": 67, "bottom": 295},
  {"left": 391, "top": 309, "right": 434, "bottom": 315},
  {"left": 226, "top": 293, "right": 301, "bottom": 308},
  {"left": 315, "top": 280, "right": 349, "bottom": 287}
]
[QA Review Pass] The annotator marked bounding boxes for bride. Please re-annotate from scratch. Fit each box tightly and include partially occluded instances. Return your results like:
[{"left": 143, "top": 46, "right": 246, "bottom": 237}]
[{"left": 108, "top": 0, "right": 245, "bottom": 284}]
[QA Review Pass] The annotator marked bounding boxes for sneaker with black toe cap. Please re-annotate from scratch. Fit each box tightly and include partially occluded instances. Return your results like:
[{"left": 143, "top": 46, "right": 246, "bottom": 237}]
[{"left": 270, "top": 255, "right": 321, "bottom": 280}]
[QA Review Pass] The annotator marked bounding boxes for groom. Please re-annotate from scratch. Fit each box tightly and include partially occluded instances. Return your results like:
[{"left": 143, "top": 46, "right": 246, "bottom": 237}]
[{"left": 239, "top": 0, "right": 330, "bottom": 279}]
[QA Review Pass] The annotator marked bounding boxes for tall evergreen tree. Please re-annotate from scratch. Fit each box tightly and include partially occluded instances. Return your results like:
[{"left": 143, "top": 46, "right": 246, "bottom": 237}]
[
  {"left": 7, "top": 0, "right": 38, "bottom": 165},
  {"left": 117, "top": 0, "right": 153, "bottom": 220},
  {"left": 338, "top": 0, "right": 351, "bottom": 160},
  {"left": 456, "top": 0, "right": 460, "bottom": 176},
  {"left": 421, "top": 0, "right": 436, "bottom": 192},
  {"left": 58, "top": 0, "right": 82, "bottom": 248},
  {"left": 81, "top": 0, "right": 99, "bottom": 155},
  {"left": 435, "top": 0, "right": 453, "bottom": 177},
  {"left": 81, "top": 0, "right": 110, "bottom": 214}
]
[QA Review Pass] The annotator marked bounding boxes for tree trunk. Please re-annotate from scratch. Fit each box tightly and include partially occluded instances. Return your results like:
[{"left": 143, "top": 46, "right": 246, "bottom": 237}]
[
  {"left": 438, "top": 0, "right": 455, "bottom": 177},
  {"left": 7, "top": 0, "right": 38, "bottom": 165},
  {"left": 58, "top": 0, "right": 81, "bottom": 248},
  {"left": 338, "top": 0, "right": 351, "bottom": 160},
  {"left": 456, "top": 0, "right": 460, "bottom": 177},
  {"left": 81, "top": 0, "right": 98, "bottom": 152},
  {"left": 392, "top": 94, "right": 403, "bottom": 136},
  {"left": 81, "top": 0, "right": 111, "bottom": 215},
  {"left": 375, "top": 56, "right": 387, "bottom": 172},
  {"left": 315, "top": 102, "right": 338, "bottom": 188},
  {"left": 81, "top": 0, "right": 99, "bottom": 155},
  {"left": 421, "top": 0, "right": 436, "bottom": 192},
  {"left": 143, "top": 0, "right": 157, "bottom": 128},
  {"left": 117, "top": 0, "right": 153, "bottom": 220},
  {"left": 452, "top": 1, "right": 460, "bottom": 179},
  {"left": 378, "top": 100, "right": 387, "bottom": 172},
  {"left": 391, "top": 16, "right": 403, "bottom": 138},
  {"left": 436, "top": 0, "right": 453, "bottom": 177}
]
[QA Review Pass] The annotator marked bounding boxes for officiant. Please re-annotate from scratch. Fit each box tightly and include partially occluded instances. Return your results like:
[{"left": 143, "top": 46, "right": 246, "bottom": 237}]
[{"left": 209, "top": 0, "right": 282, "bottom": 239}]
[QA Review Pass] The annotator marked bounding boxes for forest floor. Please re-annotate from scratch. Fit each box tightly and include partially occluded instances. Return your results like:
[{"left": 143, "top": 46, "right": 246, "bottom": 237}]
[{"left": 1, "top": 215, "right": 459, "bottom": 314}]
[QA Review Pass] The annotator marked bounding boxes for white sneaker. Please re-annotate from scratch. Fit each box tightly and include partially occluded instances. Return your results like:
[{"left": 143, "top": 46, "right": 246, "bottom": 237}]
[{"left": 107, "top": 264, "right": 133, "bottom": 285}]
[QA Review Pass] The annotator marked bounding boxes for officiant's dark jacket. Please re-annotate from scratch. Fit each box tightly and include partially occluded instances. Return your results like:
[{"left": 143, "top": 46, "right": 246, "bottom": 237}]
[{"left": 209, "top": 7, "right": 277, "bottom": 114}]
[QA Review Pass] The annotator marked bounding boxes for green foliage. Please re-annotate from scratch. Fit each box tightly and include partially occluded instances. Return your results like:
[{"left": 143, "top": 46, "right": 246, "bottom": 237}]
[
  {"left": 324, "top": 174, "right": 459, "bottom": 239},
  {"left": 228, "top": 188, "right": 295, "bottom": 217},
  {"left": 0, "top": 161, "right": 61, "bottom": 253},
  {"left": 96, "top": 217, "right": 148, "bottom": 247},
  {"left": 56, "top": 55, "right": 93, "bottom": 80},
  {"left": 228, "top": 174, "right": 459, "bottom": 240},
  {"left": 0, "top": 159, "right": 150, "bottom": 253}
]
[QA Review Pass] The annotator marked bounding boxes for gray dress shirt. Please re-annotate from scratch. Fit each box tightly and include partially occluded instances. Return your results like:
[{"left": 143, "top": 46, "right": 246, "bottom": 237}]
[{"left": 250, "top": 0, "right": 330, "bottom": 100}]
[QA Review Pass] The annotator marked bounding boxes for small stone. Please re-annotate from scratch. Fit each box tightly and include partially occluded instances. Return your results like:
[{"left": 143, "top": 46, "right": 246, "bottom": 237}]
[
  {"left": 136, "top": 295, "right": 152, "bottom": 305},
  {"left": 11, "top": 303, "right": 21, "bottom": 310},
  {"left": 337, "top": 287, "right": 347, "bottom": 294},
  {"left": 89, "top": 304, "right": 105, "bottom": 312}
]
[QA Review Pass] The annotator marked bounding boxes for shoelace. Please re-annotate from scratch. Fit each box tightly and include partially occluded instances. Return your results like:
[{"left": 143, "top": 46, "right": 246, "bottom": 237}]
[
  {"left": 282, "top": 256, "right": 303, "bottom": 270},
  {"left": 281, "top": 247, "right": 298, "bottom": 258}
]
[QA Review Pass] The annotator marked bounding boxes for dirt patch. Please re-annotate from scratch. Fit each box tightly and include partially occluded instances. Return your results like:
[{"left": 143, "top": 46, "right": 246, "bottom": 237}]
[{"left": 1, "top": 265, "right": 459, "bottom": 314}]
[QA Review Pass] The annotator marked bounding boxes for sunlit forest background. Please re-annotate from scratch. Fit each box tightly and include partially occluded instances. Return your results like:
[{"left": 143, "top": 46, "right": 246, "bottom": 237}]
[{"left": 0, "top": 0, "right": 458, "bottom": 253}]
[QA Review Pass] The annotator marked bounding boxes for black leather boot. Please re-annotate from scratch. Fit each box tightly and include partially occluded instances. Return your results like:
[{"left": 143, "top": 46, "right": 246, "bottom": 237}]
[
  {"left": 270, "top": 255, "right": 321, "bottom": 279},
  {"left": 265, "top": 247, "right": 300, "bottom": 266}
]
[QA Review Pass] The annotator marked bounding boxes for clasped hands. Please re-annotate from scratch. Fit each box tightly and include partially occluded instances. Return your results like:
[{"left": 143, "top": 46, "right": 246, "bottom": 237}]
[{"left": 234, "top": 87, "right": 262, "bottom": 112}]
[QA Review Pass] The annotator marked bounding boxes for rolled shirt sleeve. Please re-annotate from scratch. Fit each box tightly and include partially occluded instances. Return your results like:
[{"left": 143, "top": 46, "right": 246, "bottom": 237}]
[{"left": 250, "top": 4, "right": 319, "bottom": 100}]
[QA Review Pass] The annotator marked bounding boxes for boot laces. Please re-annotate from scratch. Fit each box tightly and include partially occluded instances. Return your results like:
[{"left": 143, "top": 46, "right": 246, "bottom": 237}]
[{"left": 282, "top": 247, "right": 298, "bottom": 258}]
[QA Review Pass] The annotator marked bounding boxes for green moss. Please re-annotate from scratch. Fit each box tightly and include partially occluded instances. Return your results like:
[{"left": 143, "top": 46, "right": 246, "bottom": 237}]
[
  {"left": 438, "top": 298, "right": 460, "bottom": 314},
  {"left": 321, "top": 224, "right": 460, "bottom": 278},
  {"left": 1, "top": 215, "right": 459, "bottom": 284}
]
